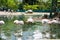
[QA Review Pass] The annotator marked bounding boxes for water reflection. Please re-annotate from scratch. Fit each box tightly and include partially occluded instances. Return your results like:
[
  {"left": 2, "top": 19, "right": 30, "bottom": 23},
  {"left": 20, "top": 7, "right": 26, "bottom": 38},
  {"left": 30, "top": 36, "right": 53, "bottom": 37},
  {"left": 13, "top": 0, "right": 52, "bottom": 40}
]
[
  {"left": 1, "top": 23, "right": 59, "bottom": 40},
  {"left": 11, "top": 32, "right": 17, "bottom": 40},
  {"left": 22, "top": 24, "right": 50, "bottom": 40},
  {"left": 22, "top": 31, "right": 33, "bottom": 40},
  {"left": 33, "top": 30, "right": 43, "bottom": 40}
]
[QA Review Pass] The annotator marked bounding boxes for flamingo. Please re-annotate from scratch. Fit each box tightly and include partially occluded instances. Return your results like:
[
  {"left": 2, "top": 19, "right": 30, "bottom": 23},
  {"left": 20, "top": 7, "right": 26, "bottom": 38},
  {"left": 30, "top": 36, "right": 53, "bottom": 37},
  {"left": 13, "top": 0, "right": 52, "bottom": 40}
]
[
  {"left": 48, "top": 19, "right": 59, "bottom": 24},
  {"left": 0, "top": 20, "right": 5, "bottom": 25},
  {"left": 41, "top": 19, "right": 49, "bottom": 24},
  {"left": 51, "top": 19, "right": 58, "bottom": 23},
  {"left": 26, "top": 16, "right": 34, "bottom": 23},
  {"left": 14, "top": 20, "right": 24, "bottom": 25}
]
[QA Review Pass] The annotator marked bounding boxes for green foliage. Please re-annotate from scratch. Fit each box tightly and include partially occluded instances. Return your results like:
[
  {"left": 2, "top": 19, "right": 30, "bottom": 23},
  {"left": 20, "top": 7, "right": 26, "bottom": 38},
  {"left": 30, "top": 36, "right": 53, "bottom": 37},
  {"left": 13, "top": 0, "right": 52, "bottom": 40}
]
[
  {"left": 0, "top": 0, "right": 52, "bottom": 11},
  {"left": 23, "top": 3, "right": 51, "bottom": 10},
  {"left": 57, "top": 4, "right": 60, "bottom": 9},
  {"left": 58, "top": 0, "right": 60, "bottom": 2},
  {"left": 23, "top": 5, "right": 39, "bottom": 10},
  {"left": 7, "top": 0, "right": 18, "bottom": 11},
  {"left": 0, "top": 0, "right": 21, "bottom": 11},
  {"left": 0, "top": 0, "right": 7, "bottom": 7}
]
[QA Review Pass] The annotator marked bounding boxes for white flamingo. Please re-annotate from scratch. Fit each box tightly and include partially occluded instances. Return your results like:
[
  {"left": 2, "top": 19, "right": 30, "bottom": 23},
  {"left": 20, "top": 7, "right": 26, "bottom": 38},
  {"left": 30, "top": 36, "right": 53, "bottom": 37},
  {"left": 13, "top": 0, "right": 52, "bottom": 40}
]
[
  {"left": 27, "top": 16, "right": 34, "bottom": 23},
  {"left": 0, "top": 20, "right": 5, "bottom": 25},
  {"left": 42, "top": 19, "right": 59, "bottom": 24},
  {"left": 14, "top": 20, "right": 23, "bottom": 40},
  {"left": 14, "top": 20, "right": 24, "bottom": 25},
  {"left": 48, "top": 19, "right": 58, "bottom": 24},
  {"left": 51, "top": 19, "right": 58, "bottom": 23},
  {"left": 41, "top": 19, "right": 49, "bottom": 24}
]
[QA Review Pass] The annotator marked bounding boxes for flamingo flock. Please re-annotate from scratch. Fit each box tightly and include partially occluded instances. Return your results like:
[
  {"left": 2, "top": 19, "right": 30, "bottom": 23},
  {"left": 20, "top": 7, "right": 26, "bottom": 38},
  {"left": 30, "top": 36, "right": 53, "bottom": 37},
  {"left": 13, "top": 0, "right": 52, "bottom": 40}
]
[{"left": 14, "top": 16, "right": 34, "bottom": 25}]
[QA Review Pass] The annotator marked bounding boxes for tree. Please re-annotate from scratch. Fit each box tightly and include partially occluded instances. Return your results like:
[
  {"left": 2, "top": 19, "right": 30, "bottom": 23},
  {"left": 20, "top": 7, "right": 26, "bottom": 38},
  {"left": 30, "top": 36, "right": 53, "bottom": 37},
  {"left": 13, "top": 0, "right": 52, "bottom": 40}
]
[
  {"left": 7, "top": 0, "right": 18, "bottom": 11},
  {"left": 0, "top": 0, "right": 7, "bottom": 7},
  {"left": 0, "top": 0, "right": 19, "bottom": 11}
]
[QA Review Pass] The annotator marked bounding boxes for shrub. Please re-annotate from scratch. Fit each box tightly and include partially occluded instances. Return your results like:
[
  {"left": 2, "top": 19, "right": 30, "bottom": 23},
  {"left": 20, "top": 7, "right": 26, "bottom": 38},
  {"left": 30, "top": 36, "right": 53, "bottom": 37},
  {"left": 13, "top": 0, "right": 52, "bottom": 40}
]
[{"left": 23, "top": 5, "right": 39, "bottom": 10}]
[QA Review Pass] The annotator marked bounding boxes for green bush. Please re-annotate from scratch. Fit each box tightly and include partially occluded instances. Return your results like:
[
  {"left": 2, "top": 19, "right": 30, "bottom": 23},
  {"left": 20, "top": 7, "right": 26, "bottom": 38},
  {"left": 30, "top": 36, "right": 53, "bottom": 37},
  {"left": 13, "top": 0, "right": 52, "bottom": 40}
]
[
  {"left": 23, "top": 4, "right": 51, "bottom": 10},
  {"left": 23, "top": 4, "right": 39, "bottom": 10},
  {"left": 7, "top": 0, "right": 18, "bottom": 11}
]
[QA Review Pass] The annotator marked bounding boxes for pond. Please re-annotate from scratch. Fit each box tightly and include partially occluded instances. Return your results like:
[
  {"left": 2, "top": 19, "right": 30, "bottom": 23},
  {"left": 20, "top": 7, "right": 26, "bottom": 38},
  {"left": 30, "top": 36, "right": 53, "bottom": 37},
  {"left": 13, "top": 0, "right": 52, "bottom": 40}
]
[
  {"left": 0, "top": 15, "right": 60, "bottom": 40},
  {"left": 1, "top": 22, "right": 50, "bottom": 40},
  {"left": 22, "top": 24, "right": 50, "bottom": 40}
]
